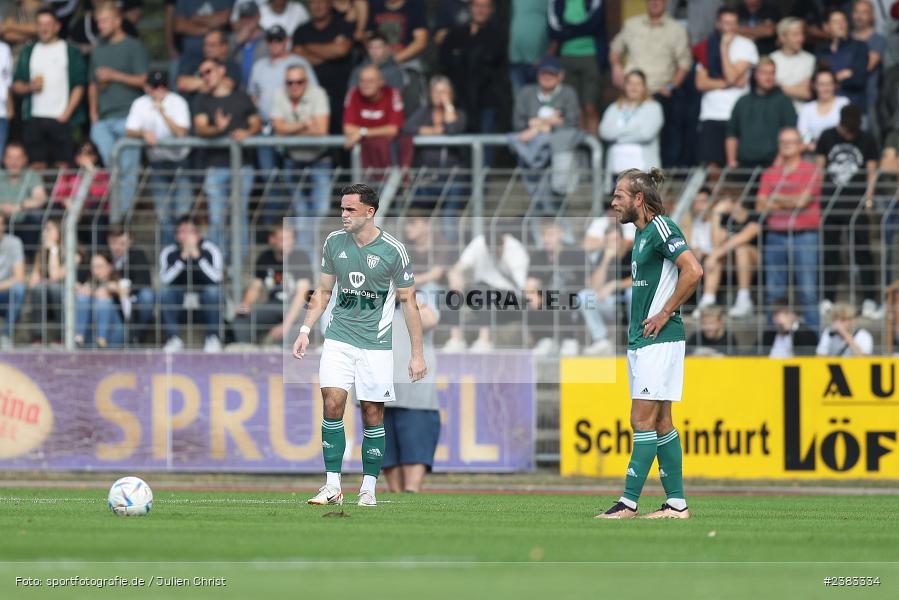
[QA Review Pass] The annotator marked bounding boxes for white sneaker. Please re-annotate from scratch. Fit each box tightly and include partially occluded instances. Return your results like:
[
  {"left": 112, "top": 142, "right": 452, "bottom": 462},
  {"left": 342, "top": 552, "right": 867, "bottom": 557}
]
[
  {"left": 728, "top": 295, "right": 754, "bottom": 318},
  {"left": 691, "top": 296, "right": 715, "bottom": 319},
  {"left": 441, "top": 337, "right": 468, "bottom": 352},
  {"left": 0, "top": 335, "right": 11, "bottom": 350},
  {"left": 819, "top": 299, "right": 834, "bottom": 320},
  {"left": 861, "top": 299, "right": 885, "bottom": 320},
  {"left": 583, "top": 339, "right": 613, "bottom": 355},
  {"left": 560, "top": 338, "right": 579, "bottom": 356},
  {"left": 204, "top": 335, "right": 223, "bottom": 353},
  {"left": 307, "top": 485, "right": 344, "bottom": 506},
  {"left": 469, "top": 338, "right": 494, "bottom": 353},
  {"left": 164, "top": 336, "right": 184, "bottom": 352},
  {"left": 357, "top": 490, "right": 377, "bottom": 507},
  {"left": 532, "top": 338, "right": 557, "bottom": 356}
]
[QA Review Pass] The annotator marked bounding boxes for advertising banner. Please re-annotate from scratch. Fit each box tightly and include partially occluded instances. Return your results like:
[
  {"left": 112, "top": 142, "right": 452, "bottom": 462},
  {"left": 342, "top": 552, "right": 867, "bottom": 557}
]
[
  {"left": 0, "top": 352, "right": 535, "bottom": 472},
  {"left": 561, "top": 357, "right": 899, "bottom": 479}
]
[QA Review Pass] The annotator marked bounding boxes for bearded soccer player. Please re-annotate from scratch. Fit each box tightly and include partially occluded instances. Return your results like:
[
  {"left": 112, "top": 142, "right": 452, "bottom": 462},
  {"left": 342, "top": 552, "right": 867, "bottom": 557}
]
[
  {"left": 293, "top": 183, "right": 427, "bottom": 507},
  {"left": 596, "top": 168, "right": 703, "bottom": 520}
]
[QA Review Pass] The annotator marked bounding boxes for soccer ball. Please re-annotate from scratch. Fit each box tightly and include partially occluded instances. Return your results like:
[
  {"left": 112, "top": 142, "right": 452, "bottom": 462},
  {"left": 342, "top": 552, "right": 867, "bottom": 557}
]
[{"left": 107, "top": 476, "right": 153, "bottom": 517}]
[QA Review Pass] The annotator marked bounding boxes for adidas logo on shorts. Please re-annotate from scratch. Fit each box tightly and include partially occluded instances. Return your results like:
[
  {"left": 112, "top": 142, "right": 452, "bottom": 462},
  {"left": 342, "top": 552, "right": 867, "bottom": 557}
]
[
  {"left": 366, "top": 448, "right": 383, "bottom": 457},
  {"left": 641, "top": 387, "right": 650, "bottom": 395},
  {"left": 383, "top": 390, "right": 391, "bottom": 398}
]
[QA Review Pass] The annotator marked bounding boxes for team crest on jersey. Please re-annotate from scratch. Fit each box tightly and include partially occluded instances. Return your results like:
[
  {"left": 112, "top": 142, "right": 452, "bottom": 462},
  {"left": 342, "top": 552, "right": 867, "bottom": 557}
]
[
  {"left": 349, "top": 272, "right": 366, "bottom": 288},
  {"left": 366, "top": 254, "right": 380, "bottom": 269}
]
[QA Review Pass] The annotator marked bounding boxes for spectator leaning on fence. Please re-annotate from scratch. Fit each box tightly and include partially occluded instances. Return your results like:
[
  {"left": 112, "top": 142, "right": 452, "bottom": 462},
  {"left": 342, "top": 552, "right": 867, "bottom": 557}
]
[
  {"left": 125, "top": 69, "right": 193, "bottom": 249},
  {"left": 696, "top": 6, "right": 759, "bottom": 168},
  {"left": 687, "top": 304, "right": 738, "bottom": 356},
  {"left": 0, "top": 212, "right": 26, "bottom": 350},
  {"left": 291, "top": 0, "right": 354, "bottom": 134},
  {"left": 726, "top": 57, "right": 798, "bottom": 169},
  {"left": 270, "top": 64, "right": 331, "bottom": 246},
  {"left": 798, "top": 69, "right": 850, "bottom": 153},
  {"left": 107, "top": 226, "right": 154, "bottom": 345},
  {"left": 11, "top": 8, "right": 87, "bottom": 170},
  {"left": 343, "top": 64, "right": 405, "bottom": 169},
  {"left": 192, "top": 57, "right": 260, "bottom": 256},
  {"left": 159, "top": 215, "right": 224, "bottom": 353},
  {"left": 88, "top": 2, "right": 148, "bottom": 224},
  {"left": 756, "top": 126, "right": 822, "bottom": 329},
  {"left": 815, "top": 103, "right": 881, "bottom": 320},
  {"left": 609, "top": 0, "right": 692, "bottom": 167},
  {"left": 599, "top": 69, "right": 663, "bottom": 173},
  {"left": 771, "top": 17, "right": 815, "bottom": 112},
  {"left": 816, "top": 302, "right": 874, "bottom": 356},
  {"left": 233, "top": 225, "right": 313, "bottom": 346}
]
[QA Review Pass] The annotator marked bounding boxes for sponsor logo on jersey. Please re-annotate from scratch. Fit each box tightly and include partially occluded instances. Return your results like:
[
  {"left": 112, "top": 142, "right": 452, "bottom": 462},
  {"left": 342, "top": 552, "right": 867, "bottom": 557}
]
[
  {"left": 403, "top": 271, "right": 412, "bottom": 281},
  {"left": 338, "top": 251, "right": 348, "bottom": 259},
  {"left": 667, "top": 238, "right": 686, "bottom": 254},
  {"left": 367, "top": 254, "right": 380, "bottom": 269},
  {"left": 349, "top": 272, "right": 365, "bottom": 288}
]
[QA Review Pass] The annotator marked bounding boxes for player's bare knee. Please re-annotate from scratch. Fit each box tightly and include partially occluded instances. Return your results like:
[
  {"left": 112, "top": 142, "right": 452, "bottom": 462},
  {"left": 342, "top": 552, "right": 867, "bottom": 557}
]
[
  {"left": 321, "top": 388, "right": 347, "bottom": 420},
  {"left": 359, "top": 401, "right": 384, "bottom": 426}
]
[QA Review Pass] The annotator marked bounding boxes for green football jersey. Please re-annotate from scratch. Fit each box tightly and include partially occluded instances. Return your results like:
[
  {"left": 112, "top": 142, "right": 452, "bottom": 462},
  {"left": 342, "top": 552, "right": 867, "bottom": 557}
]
[
  {"left": 628, "top": 215, "right": 690, "bottom": 350},
  {"left": 321, "top": 228, "right": 415, "bottom": 350}
]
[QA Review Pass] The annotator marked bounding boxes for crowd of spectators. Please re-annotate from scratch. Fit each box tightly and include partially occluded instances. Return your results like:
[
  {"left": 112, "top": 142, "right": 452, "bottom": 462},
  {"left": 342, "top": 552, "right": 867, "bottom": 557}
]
[{"left": 0, "top": 0, "right": 897, "bottom": 353}]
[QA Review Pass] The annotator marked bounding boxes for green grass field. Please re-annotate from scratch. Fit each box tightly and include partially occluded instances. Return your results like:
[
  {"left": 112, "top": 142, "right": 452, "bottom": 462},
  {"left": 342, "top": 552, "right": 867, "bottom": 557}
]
[{"left": 1, "top": 487, "right": 897, "bottom": 600}]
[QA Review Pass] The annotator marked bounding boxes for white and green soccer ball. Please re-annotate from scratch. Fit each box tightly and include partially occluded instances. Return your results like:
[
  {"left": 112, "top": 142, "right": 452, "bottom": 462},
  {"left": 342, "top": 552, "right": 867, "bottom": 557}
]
[{"left": 107, "top": 476, "right": 153, "bottom": 517}]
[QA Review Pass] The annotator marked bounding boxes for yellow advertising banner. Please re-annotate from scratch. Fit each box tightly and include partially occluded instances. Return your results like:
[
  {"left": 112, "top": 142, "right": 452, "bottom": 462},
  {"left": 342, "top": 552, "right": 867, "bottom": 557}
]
[{"left": 561, "top": 357, "right": 899, "bottom": 480}]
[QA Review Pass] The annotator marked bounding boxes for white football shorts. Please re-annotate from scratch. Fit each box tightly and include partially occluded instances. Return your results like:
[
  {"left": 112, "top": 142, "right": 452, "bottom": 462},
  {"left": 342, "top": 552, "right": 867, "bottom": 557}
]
[
  {"left": 626, "top": 340, "right": 685, "bottom": 402},
  {"left": 319, "top": 338, "right": 397, "bottom": 402}
]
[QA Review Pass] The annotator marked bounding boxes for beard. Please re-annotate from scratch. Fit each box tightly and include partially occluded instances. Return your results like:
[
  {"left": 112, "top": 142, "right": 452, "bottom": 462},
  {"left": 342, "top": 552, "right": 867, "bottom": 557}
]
[{"left": 618, "top": 205, "right": 638, "bottom": 224}]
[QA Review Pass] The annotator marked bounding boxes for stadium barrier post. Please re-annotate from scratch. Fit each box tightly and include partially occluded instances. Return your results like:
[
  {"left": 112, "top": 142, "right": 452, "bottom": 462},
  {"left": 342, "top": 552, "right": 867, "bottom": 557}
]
[{"left": 63, "top": 172, "right": 97, "bottom": 350}]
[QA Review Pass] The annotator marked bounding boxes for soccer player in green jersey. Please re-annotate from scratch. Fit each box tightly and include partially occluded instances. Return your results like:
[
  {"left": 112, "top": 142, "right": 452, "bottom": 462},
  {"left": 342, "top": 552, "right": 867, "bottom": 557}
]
[
  {"left": 596, "top": 168, "right": 703, "bottom": 520},
  {"left": 292, "top": 184, "right": 428, "bottom": 507}
]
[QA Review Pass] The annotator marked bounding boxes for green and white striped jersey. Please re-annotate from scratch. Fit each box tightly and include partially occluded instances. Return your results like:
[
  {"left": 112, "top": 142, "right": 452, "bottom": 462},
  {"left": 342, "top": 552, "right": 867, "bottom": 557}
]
[
  {"left": 628, "top": 215, "right": 690, "bottom": 350},
  {"left": 321, "top": 229, "right": 415, "bottom": 350}
]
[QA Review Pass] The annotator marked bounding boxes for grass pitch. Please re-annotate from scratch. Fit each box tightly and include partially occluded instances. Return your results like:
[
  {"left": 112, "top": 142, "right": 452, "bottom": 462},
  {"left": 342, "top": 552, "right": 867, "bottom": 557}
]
[{"left": 1, "top": 487, "right": 897, "bottom": 600}]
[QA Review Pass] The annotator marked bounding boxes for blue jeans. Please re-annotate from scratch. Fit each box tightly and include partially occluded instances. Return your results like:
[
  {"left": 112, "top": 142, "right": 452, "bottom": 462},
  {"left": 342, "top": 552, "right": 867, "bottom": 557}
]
[
  {"left": 0, "top": 282, "right": 26, "bottom": 338},
  {"left": 75, "top": 295, "right": 125, "bottom": 346},
  {"left": 203, "top": 166, "right": 254, "bottom": 257},
  {"left": 91, "top": 117, "right": 139, "bottom": 223},
  {"left": 159, "top": 286, "right": 222, "bottom": 340},
  {"left": 149, "top": 160, "right": 195, "bottom": 248},
  {"left": 132, "top": 287, "right": 155, "bottom": 331},
  {"left": 764, "top": 230, "right": 819, "bottom": 329}
]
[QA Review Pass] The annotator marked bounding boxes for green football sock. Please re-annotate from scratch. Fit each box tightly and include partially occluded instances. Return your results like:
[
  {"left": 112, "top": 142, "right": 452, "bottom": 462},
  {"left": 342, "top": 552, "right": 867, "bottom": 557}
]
[
  {"left": 622, "top": 430, "right": 658, "bottom": 505},
  {"left": 321, "top": 418, "right": 346, "bottom": 474},
  {"left": 657, "top": 429, "right": 686, "bottom": 506},
  {"left": 361, "top": 425, "right": 386, "bottom": 478}
]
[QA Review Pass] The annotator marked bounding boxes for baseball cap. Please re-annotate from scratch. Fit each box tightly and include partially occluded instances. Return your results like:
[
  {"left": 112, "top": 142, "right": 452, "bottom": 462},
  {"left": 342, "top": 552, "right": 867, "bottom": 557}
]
[
  {"left": 147, "top": 70, "right": 168, "bottom": 88},
  {"left": 237, "top": 2, "right": 260, "bottom": 18},
  {"left": 538, "top": 56, "right": 563, "bottom": 75},
  {"left": 266, "top": 25, "right": 288, "bottom": 41}
]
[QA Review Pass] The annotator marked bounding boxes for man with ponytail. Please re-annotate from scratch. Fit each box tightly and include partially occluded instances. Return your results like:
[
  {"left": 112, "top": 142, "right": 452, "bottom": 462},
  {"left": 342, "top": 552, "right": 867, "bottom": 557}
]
[{"left": 596, "top": 168, "right": 703, "bottom": 520}]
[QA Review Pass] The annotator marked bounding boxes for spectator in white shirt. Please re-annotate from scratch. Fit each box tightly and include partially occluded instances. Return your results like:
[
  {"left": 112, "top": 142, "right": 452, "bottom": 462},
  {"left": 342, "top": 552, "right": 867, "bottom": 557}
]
[
  {"left": 443, "top": 232, "right": 529, "bottom": 352},
  {"left": 598, "top": 69, "right": 664, "bottom": 173},
  {"left": 770, "top": 17, "right": 815, "bottom": 112},
  {"left": 816, "top": 302, "right": 874, "bottom": 356},
  {"left": 695, "top": 6, "right": 759, "bottom": 167},
  {"left": 798, "top": 68, "right": 850, "bottom": 152},
  {"left": 124, "top": 70, "right": 192, "bottom": 248},
  {"left": 260, "top": 0, "right": 309, "bottom": 39}
]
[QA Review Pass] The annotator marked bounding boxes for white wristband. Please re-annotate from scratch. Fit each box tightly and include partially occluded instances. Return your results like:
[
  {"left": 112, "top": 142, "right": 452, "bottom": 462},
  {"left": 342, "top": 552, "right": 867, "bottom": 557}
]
[{"left": 300, "top": 325, "right": 311, "bottom": 335}]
